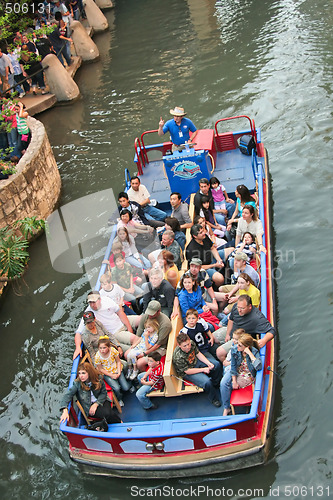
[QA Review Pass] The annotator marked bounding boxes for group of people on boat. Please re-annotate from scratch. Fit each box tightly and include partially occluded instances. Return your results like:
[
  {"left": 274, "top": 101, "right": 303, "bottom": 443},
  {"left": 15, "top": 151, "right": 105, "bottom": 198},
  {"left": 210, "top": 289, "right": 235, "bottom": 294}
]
[{"left": 60, "top": 107, "right": 275, "bottom": 425}]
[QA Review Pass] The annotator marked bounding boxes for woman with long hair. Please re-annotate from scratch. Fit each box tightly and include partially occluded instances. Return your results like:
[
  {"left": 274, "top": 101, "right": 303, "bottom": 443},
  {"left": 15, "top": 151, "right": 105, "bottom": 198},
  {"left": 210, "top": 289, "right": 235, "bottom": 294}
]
[
  {"left": 157, "top": 249, "right": 180, "bottom": 288},
  {"left": 226, "top": 185, "right": 257, "bottom": 234},
  {"left": 60, "top": 362, "right": 121, "bottom": 424},
  {"left": 114, "top": 226, "right": 151, "bottom": 270},
  {"left": 220, "top": 333, "right": 262, "bottom": 416},
  {"left": 219, "top": 272, "right": 261, "bottom": 315},
  {"left": 235, "top": 204, "right": 266, "bottom": 253}
]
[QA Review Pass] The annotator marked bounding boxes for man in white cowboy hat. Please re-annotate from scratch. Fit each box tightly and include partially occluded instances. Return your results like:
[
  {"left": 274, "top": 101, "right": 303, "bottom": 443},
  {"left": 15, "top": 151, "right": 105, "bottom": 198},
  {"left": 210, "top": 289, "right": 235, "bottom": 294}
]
[{"left": 158, "top": 106, "right": 198, "bottom": 151}]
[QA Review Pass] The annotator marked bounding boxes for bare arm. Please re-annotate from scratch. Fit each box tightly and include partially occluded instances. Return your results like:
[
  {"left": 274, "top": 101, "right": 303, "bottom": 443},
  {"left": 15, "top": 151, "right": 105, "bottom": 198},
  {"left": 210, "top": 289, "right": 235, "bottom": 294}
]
[
  {"left": 158, "top": 116, "right": 165, "bottom": 136},
  {"left": 116, "top": 307, "right": 133, "bottom": 333}
]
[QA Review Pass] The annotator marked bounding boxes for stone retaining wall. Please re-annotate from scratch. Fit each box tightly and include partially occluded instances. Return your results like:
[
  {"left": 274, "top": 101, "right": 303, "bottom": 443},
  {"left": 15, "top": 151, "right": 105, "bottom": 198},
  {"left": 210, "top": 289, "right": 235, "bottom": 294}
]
[{"left": 0, "top": 117, "right": 61, "bottom": 229}]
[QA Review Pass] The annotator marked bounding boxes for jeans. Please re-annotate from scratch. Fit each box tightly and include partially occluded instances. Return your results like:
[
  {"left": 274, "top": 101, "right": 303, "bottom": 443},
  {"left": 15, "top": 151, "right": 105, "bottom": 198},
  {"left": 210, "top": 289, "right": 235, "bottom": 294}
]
[
  {"left": 125, "top": 254, "right": 151, "bottom": 270},
  {"left": 55, "top": 44, "right": 72, "bottom": 67},
  {"left": 103, "top": 372, "right": 131, "bottom": 401},
  {"left": 7, "top": 127, "right": 20, "bottom": 158},
  {"left": 184, "top": 360, "right": 222, "bottom": 403},
  {"left": 226, "top": 202, "right": 236, "bottom": 219},
  {"left": 215, "top": 212, "right": 227, "bottom": 226},
  {"left": 143, "top": 204, "right": 167, "bottom": 222},
  {"left": 220, "top": 370, "right": 232, "bottom": 410},
  {"left": 136, "top": 372, "right": 154, "bottom": 409},
  {"left": 123, "top": 284, "right": 144, "bottom": 302},
  {"left": 14, "top": 73, "right": 30, "bottom": 93}
]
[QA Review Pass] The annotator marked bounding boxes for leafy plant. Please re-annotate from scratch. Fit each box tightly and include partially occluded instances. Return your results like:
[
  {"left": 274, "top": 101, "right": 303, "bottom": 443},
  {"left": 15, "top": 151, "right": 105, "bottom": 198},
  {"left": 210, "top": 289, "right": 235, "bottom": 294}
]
[{"left": 0, "top": 216, "right": 45, "bottom": 281}]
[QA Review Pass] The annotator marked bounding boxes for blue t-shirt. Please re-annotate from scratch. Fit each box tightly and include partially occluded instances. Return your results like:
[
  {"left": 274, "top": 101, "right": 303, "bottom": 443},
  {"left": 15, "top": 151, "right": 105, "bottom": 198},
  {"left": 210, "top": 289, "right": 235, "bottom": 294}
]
[
  {"left": 236, "top": 198, "right": 256, "bottom": 215},
  {"left": 163, "top": 117, "right": 197, "bottom": 145}
]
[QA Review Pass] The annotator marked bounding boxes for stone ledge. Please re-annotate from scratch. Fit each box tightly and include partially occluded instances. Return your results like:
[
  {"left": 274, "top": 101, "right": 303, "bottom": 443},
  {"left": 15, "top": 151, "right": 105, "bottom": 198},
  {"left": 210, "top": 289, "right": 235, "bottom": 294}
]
[{"left": 0, "top": 117, "right": 61, "bottom": 231}]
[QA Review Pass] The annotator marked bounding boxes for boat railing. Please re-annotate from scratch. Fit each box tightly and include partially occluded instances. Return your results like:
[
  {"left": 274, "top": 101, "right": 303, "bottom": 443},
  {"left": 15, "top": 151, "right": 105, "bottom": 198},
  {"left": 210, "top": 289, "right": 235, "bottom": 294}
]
[{"left": 214, "top": 115, "right": 258, "bottom": 152}]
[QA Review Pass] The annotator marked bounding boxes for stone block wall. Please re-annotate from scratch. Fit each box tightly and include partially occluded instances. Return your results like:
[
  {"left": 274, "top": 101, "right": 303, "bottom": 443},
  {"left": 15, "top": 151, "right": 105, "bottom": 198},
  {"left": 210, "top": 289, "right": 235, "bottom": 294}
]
[{"left": 0, "top": 117, "right": 61, "bottom": 230}]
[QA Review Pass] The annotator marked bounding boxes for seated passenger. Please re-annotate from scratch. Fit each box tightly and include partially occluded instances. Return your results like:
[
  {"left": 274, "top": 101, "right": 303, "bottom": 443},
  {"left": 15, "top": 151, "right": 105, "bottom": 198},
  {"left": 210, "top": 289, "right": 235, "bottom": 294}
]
[
  {"left": 193, "top": 214, "right": 228, "bottom": 251},
  {"left": 142, "top": 267, "right": 175, "bottom": 317},
  {"left": 95, "top": 336, "right": 133, "bottom": 407},
  {"left": 216, "top": 295, "right": 276, "bottom": 362},
  {"left": 199, "top": 195, "right": 226, "bottom": 239},
  {"left": 74, "top": 291, "right": 139, "bottom": 358},
  {"left": 156, "top": 250, "right": 180, "bottom": 289},
  {"left": 135, "top": 300, "right": 172, "bottom": 372},
  {"left": 172, "top": 258, "right": 219, "bottom": 318},
  {"left": 126, "top": 318, "right": 159, "bottom": 380},
  {"left": 177, "top": 273, "right": 219, "bottom": 330},
  {"left": 220, "top": 333, "right": 262, "bottom": 416},
  {"left": 185, "top": 223, "right": 225, "bottom": 287},
  {"left": 179, "top": 309, "right": 221, "bottom": 365},
  {"left": 170, "top": 192, "right": 193, "bottom": 231},
  {"left": 162, "top": 216, "right": 186, "bottom": 250},
  {"left": 231, "top": 252, "right": 260, "bottom": 288},
  {"left": 112, "top": 254, "right": 145, "bottom": 303},
  {"left": 235, "top": 205, "right": 266, "bottom": 254},
  {"left": 114, "top": 226, "right": 151, "bottom": 270},
  {"left": 227, "top": 184, "right": 257, "bottom": 234},
  {"left": 148, "top": 229, "right": 182, "bottom": 269},
  {"left": 136, "top": 352, "right": 165, "bottom": 410},
  {"left": 117, "top": 209, "right": 154, "bottom": 240},
  {"left": 99, "top": 273, "right": 139, "bottom": 317},
  {"left": 60, "top": 362, "right": 121, "bottom": 425},
  {"left": 219, "top": 272, "right": 261, "bottom": 315},
  {"left": 209, "top": 176, "right": 235, "bottom": 217},
  {"left": 104, "top": 241, "right": 125, "bottom": 269},
  {"left": 127, "top": 175, "right": 167, "bottom": 222},
  {"left": 80, "top": 310, "right": 122, "bottom": 361},
  {"left": 116, "top": 191, "right": 163, "bottom": 229},
  {"left": 228, "top": 231, "right": 257, "bottom": 266},
  {"left": 172, "top": 333, "right": 222, "bottom": 407},
  {"left": 194, "top": 177, "right": 229, "bottom": 226},
  {"left": 223, "top": 329, "right": 244, "bottom": 374}
]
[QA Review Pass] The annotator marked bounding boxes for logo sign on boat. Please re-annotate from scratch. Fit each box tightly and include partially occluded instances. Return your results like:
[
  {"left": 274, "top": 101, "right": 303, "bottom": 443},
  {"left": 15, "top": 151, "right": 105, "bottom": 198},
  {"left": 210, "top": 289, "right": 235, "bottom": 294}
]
[{"left": 171, "top": 160, "right": 202, "bottom": 180}]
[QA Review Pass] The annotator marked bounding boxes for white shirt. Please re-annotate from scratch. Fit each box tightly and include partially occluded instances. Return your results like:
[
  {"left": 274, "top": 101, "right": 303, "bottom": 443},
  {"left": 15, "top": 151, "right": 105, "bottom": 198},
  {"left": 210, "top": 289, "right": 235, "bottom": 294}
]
[
  {"left": 77, "top": 296, "right": 122, "bottom": 334},
  {"left": 100, "top": 284, "right": 125, "bottom": 306},
  {"left": 127, "top": 184, "right": 150, "bottom": 205}
]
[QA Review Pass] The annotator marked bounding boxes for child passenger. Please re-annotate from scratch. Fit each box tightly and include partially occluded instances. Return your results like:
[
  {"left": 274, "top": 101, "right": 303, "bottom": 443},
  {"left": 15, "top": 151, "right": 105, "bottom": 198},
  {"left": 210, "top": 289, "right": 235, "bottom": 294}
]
[
  {"left": 126, "top": 318, "right": 159, "bottom": 380},
  {"left": 95, "top": 336, "right": 133, "bottom": 407},
  {"left": 136, "top": 352, "right": 165, "bottom": 410},
  {"left": 210, "top": 176, "right": 229, "bottom": 211},
  {"left": 223, "top": 328, "right": 245, "bottom": 373},
  {"left": 179, "top": 308, "right": 220, "bottom": 364},
  {"left": 228, "top": 232, "right": 257, "bottom": 264},
  {"left": 99, "top": 272, "right": 137, "bottom": 316}
]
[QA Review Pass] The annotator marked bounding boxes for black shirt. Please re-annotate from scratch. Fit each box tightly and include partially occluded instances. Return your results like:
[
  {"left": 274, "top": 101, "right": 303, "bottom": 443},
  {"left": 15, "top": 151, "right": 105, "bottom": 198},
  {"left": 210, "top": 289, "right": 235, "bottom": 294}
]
[{"left": 185, "top": 236, "right": 214, "bottom": 266}]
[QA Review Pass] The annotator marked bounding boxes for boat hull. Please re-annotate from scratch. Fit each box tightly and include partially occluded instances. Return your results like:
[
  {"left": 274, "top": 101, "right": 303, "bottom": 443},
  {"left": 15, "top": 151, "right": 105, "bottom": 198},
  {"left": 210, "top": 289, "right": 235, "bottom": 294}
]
[{"left": 69, "top": 440, "right": 268, "bottom": 478}]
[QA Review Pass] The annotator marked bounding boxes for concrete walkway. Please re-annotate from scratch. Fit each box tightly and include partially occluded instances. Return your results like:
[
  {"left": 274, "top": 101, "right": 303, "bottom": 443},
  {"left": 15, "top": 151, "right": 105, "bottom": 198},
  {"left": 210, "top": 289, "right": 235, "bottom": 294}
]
[{"left": 21, "top": 56, "right": 82, "bottom": 116}]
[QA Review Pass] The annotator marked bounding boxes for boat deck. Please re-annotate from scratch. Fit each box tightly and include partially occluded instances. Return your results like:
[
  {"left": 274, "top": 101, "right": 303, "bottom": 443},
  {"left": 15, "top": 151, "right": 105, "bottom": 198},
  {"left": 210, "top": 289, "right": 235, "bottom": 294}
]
[
  {"left": 138, "top": 149, "right": 258, "bottom": 206},
  {"left": 117, "top": 390, "right": 224, "bottom": 425}
]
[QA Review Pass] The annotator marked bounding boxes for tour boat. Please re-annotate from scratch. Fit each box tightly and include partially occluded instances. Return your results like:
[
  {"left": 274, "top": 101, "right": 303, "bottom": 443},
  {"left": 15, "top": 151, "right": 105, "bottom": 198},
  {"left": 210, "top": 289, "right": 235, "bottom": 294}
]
[{"left": 60, "top": 115, "right": 276, "bottom": 477}]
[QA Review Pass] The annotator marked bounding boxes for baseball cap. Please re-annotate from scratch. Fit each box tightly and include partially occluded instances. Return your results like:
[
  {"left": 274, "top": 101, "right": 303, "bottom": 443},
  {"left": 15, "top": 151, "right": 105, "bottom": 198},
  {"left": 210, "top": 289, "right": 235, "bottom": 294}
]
[
  {"left": 83, "top": 311, "right": 95, "bottom": 324},
  {"left": 145, "top": 300, "right": 161, "bottom": 315}
]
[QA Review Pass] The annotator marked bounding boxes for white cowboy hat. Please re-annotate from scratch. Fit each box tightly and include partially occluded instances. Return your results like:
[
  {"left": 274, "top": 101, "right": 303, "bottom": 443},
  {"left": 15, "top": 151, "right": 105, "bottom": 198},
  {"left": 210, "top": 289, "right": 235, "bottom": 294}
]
[{"left": 170, "top": 106, "right": 187, "bottom": 116}]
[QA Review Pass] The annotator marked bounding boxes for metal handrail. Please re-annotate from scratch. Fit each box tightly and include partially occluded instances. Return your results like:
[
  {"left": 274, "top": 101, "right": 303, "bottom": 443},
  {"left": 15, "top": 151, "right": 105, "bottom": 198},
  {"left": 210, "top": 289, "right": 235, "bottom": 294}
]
[{"left": 214, "top": 115, "right": 257, "bottom": 145}]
